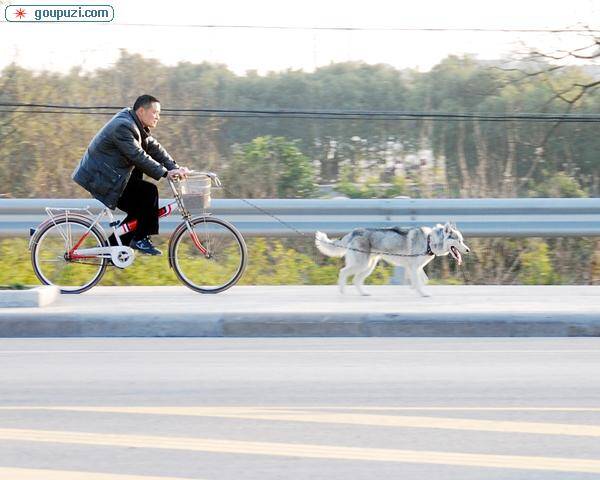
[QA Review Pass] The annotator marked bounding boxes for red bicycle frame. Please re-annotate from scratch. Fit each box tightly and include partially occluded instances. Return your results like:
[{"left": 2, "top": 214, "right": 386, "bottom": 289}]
[{"left": 68, "top": 200, "right": 209, "bottom": 259}]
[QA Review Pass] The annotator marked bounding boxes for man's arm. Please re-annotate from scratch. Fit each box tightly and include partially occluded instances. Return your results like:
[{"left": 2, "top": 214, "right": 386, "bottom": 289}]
[
  {"left": 146, "top": 136, "right": 178, "bottom": 171},
  {"left": 112, "top": 123, "right": 167, "bottom": 180}
]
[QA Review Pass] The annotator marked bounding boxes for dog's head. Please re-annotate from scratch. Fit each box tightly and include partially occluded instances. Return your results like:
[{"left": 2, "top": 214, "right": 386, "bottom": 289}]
[{"left": 439, "top": 222, "right": 470, "bottom": 265}]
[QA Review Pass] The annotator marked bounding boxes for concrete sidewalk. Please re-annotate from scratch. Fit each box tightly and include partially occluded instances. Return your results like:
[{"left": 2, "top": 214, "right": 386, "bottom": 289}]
[{"left": 0, "top": 286, "right": 599, "bottom": 337}]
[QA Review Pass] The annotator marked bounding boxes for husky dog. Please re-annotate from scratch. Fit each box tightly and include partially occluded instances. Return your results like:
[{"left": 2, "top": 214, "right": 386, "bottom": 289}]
[{"left": 315, "top": 223, "right": 470, "bottom": 297}]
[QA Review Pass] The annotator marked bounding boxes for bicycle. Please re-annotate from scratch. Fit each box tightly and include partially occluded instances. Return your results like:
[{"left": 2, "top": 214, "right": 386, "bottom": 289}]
[{"left": 29, "top": 172, "right": 247, "bottom": 294}]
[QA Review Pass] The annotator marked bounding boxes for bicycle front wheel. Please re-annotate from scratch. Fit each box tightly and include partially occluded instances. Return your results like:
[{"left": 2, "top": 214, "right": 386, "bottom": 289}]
[
  {"left": 31, "top": 216, "right": 108, "bottom": 294},
  {"left": 170, "top": 216, "right": 247, "bottom": 293}
]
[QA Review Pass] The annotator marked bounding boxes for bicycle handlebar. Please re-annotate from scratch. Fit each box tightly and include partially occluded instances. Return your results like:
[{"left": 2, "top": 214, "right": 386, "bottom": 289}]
[{"left": 167, "top": 170, "right": 222, "bottom": 187}]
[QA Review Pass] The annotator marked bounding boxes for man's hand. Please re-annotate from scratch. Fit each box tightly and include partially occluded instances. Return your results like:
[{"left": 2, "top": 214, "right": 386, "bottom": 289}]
[{"left": 167, "top": 167, "right": 192, "bottom": 179}]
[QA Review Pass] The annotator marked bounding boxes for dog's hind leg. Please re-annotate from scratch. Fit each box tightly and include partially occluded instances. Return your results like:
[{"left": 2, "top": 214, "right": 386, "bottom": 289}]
[
  {"left": 339, "top": 237, "right": 371, "bottom": 294},
  {"left": 338, "top": 263, "right": 362, "bottom": 294},
  {"left": 352, "top": 257, "right": 379, "bottom": 296}
]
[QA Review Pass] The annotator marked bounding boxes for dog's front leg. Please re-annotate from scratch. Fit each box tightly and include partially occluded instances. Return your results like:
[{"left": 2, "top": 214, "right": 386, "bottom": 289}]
[{"left": 409, "top": 264, "right": 430, "bottom": 297}]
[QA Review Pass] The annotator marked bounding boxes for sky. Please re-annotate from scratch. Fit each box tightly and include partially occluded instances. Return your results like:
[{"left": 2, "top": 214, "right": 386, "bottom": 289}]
[{"left": 1, "top": 0, "right": 599, "bottom": 75}]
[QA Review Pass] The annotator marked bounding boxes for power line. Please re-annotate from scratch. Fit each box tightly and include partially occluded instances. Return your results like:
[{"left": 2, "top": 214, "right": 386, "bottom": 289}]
[
  {"left": 0, "top": 109, "right": 112, "bottom": 115},
  {"left": 0, "top": 103, "right": 119, "bottom": 110},
  {"left": 106, "top": 23, "right": 600, "bottom": 34},
  {"left": 0, "top": 110, "right": 590, "bottom": 122},
  {"left": 2, "top": 110, "right": 598, "bottom": 122},
  {"left": 1, "top": 103, "right": 600, "bottom": 122}
]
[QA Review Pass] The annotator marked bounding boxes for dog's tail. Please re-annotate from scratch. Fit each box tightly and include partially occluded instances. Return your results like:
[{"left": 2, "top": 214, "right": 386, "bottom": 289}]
[{"left": 315, "top": 231, "right": 348, "bottom": 258}]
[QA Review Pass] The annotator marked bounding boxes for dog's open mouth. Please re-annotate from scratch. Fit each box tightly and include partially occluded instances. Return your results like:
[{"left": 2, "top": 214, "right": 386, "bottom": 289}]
[{"left": 450, "top": 246, "right": 462, "bottom": 265}]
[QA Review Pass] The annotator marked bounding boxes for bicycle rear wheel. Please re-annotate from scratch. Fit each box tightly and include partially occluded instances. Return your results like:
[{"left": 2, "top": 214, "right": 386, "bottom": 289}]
[
  {"left": 170, "top": 216, "right": 247, "bottom": 293},
  {"left": 31, "top": 216, "right": 108, "bottom": 294}
]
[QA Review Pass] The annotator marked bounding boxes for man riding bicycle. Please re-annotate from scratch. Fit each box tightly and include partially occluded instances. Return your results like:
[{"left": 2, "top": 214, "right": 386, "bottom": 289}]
[{"left": 72, "top": 94, "right": 190, "bottom": 255}]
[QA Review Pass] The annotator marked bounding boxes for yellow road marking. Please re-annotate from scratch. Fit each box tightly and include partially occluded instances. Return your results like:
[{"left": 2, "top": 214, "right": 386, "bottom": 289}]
[
  {"left": 0, "top": 467, "right": 200, "bottom": 480},
  {"left": 0, "top": 427, "right": 599, "bottom": 473},
  {"left": 4, "top": 406, "right": 600, "bottom": 437},
  {"left": 291, "top": 406, "right": 600, "bottom": 412}
]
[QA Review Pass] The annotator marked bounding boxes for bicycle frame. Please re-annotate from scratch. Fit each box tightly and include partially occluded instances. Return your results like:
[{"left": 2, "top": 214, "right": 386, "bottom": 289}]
[
  {"left": 52, "top": 176, "right": 211, "bottom": 261},
  {"left": 111, "top": 176, "right": 210, "bottom": 257},
  {"left": 66, "top": 207, "right": 126, "bottom": 260}
]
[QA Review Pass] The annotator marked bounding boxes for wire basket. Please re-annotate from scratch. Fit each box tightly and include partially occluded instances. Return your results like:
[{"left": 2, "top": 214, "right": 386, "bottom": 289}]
[{"left": 175, "top": 173, "right": 213, "bottom": 211}]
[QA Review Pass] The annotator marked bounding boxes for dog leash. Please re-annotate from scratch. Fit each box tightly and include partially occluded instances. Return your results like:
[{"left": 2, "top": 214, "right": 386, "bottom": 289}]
[{"left": 219, "top": 185, "right": 435, "bottom": 258}]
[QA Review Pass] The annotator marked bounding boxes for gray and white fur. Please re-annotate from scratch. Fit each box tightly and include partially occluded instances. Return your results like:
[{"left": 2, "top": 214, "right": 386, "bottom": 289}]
[{"left": 315, "top": 223, "right": 470, "bottom": 297}]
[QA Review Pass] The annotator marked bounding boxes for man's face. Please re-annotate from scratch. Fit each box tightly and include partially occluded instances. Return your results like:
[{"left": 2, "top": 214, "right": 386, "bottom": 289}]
[{"left": 136, "top": 102, "right": 161, "bottom": 129}]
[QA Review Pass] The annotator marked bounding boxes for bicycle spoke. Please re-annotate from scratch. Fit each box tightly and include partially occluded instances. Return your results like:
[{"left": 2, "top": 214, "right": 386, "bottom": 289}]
[
  {"left": 172, "top": 217, "right": 246, "bottom": 293},
  {"left": 53, "top": 220, "right": 69, "bottom": 245},
  {"left": 32, "top": 218, "right": 107, "bottom": 293}
]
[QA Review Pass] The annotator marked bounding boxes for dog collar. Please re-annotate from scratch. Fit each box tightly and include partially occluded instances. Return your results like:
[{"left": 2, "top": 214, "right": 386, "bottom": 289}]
[{"left": 426, "top": 235, "right": 434, "bottom": 256}]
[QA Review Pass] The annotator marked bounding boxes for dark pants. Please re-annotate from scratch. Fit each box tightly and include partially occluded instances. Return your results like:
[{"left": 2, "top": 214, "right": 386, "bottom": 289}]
[{"left": 109, "top": 176, "right": 159, "bottom": 245}]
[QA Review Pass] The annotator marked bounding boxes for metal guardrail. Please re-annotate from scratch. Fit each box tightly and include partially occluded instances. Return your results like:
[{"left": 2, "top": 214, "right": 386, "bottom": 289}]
[{"left": 0, "top": 198, "right": 599, "bottom": 237}]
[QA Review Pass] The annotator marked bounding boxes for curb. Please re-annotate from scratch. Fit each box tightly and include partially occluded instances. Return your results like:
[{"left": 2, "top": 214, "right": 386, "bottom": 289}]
[
  {"left": 0, "top": 286, "right": 59, "bottom": 308},
  {"left": 1, "top": 311, "right": 599, "bottom": 337}
]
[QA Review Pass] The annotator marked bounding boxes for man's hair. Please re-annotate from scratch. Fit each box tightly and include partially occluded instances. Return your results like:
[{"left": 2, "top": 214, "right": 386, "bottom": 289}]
[{"left": 133, "top": 94, "right": 160, "bottom": 111}]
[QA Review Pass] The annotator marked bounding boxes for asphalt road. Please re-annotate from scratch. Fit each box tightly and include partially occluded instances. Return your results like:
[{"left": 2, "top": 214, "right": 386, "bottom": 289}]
[{"left": 1, "top": 338, "right": 600, "bottom": 479}]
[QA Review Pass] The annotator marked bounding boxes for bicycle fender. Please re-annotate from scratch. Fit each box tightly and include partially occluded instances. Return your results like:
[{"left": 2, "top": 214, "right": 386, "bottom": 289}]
[{"left": 167, "top": 220, "right": 190, "bottom": 270}]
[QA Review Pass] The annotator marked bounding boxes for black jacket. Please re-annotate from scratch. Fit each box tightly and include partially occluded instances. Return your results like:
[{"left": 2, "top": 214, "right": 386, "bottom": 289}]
[{"left": 72, "top": 108, "right": 178, "bottom": 208}]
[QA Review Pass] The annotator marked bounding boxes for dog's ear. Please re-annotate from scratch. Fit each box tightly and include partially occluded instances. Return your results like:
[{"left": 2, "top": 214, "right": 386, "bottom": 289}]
[{"left": 444, "top": 222, "right": 452, "bottom": 233}]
